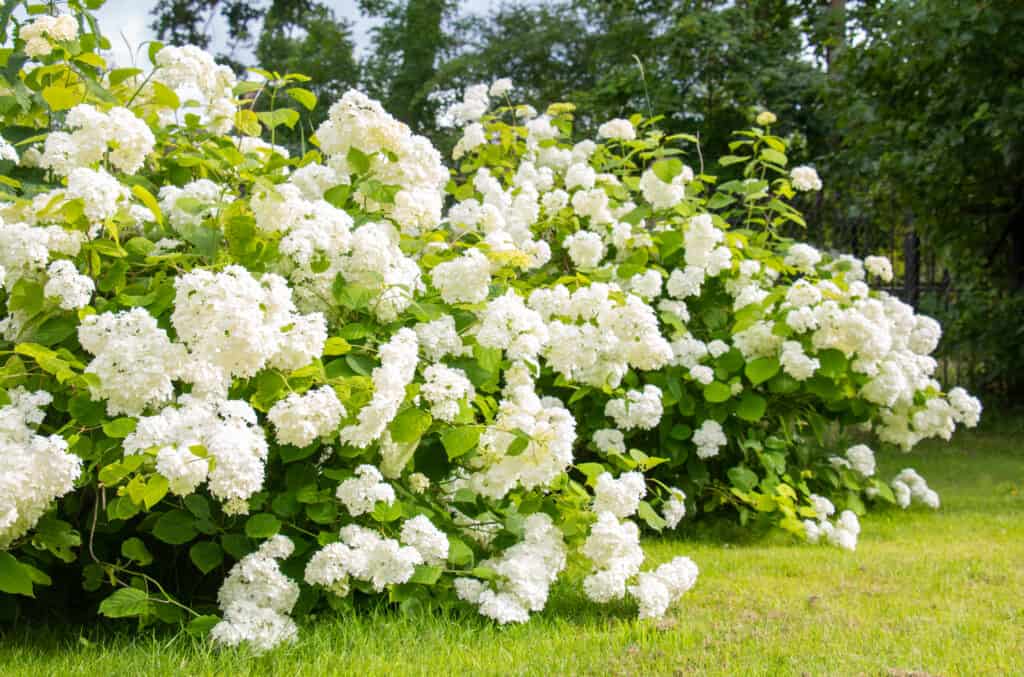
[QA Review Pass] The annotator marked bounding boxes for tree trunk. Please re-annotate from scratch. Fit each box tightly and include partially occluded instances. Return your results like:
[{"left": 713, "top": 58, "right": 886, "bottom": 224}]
[{"left": 389, "top": 0, "right": 445, "bottom": 129}]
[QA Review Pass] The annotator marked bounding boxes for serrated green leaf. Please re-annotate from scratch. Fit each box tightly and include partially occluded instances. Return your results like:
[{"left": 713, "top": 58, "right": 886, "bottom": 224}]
[
  {"left": 189, "top": 541, "right": 224, "bottom": 574},
  {"left": 121, "top": 537, "right": 154, "bottom": 565},
  {"left": 99, "top": 587, "right": 149, "bottom": 618},
  {"left": 244, "top": 513, "right": 281, "bottom": 538},
  {"left": 152, "top": 509, "right": 198, "bottom": 545},
  {"left": 745, "top": 357, "right": 780, "bottom": 386},
  {"left": 0, "top": 552, "right": 34, "bottom": 596}
]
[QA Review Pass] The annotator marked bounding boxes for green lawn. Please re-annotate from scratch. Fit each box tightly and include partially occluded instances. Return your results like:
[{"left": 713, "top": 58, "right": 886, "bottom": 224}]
[{"left": 3, "top": 425, "right": 1022, "bottom": 676}]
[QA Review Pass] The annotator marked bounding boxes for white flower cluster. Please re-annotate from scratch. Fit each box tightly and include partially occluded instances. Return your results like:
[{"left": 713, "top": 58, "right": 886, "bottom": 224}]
[
  {"left": 41, "top": 104, "right": 155, "bottom": 175},
  {"left": 158, "top": 179, "right": 223, "bottom": 232},
  {"left": 563, "top": 231, "right": 606, "bottom": 268},
  {"left": 889, "top": 468, "right": 940, "bottom": 509},
  {"left": 421, "top": 364, "right": 475, "bottom": 423},
  {"left": 172, "top": 266, "right": 326, "bottom": 382},
  {"left": 662, "top": 488, "right": 687, "bottom": 529},
  {"left": 531, "top": 285, "right": 672, "bottom": 387},
  {"left": 476, "top": 291, "right": 549, "bottom": 361},
  {"left": 268, "top": 386, "right": 346, "bottom": 448},
  {"left": 454, "top": 513, "right": 566, "bottom": 624},
  {"left": 399, "top": 515, "right": 450, "bottom": 566},
  {"left": 315, "top": 90, "right": 447, "bottom": 235},
  {"left": 19, "top": 14, "right": 77, "bottom": 57},
  {"left": 597, "top": 118, "right": 636, "bottom": 142},
  {"left": 468, "top": 364, "right": 576, "bottom": 499},
  {"left": 78, "top": 308, "right": 189, "bottom": 416},
  {"left": 692, "top": 420, "right": 727, "bottom": 459},
  {"left": 336, "top": 464, "right": 396, "bottom": 516},
  {"left": 339, "top": 222, "right": 423, "bottom": 321},
  {"left": 604, "top": 385, "right": 663, "bottom": 431},
  {"left": 592, "top": 471, "right": 646, "bottom": 518},
  {"left": 123, "top": 395, "right": 268, "bottom": 513},
  {"left": 640, "top": 165, "right": 693, "bottom": 210},
  {"left": 0, "top": 389, "right": 82, "bottom": 548},
  {"left": 339, "top": 328, "right": 418, "bottom": 448},
  {"left": 151, "top": 45, "right": 238, "bottom": 134},
  {"left": 829, "top": 444, "right": 876, "bottom": 477},
  {"left": 790, "top": 165, "right": 822, "bottom": 192},
  {"left": 43, "top": 259, "right": 94, "bottom": 310},
  {"left": 305, "top": 523, "right": 424, "bottom": 594},
  {"left": 211, "top": 536, "right": 298, "bottom": 653},
  {"left": 593, "top": 428, "right": 626, "bottom": 455},
  {"left": 414, "top": 315, "right": 469, "bottom": 362},
  {"left": 431, "top": 248, "right": 492, "bottom": 304},
  {"left": 628, "top": 557, "right": 700, "bottom": 620},
  {"left": 581, "top": 512, "right": 644, "bottom": 603},
  {"left": 803, "top": 495, "right": 861, "bottom": 551}
]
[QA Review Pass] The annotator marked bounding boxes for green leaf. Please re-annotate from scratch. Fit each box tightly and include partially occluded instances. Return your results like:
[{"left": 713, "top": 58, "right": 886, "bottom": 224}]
[
  {"left": 244, "top": 513, "right": 281, "bottom": 538},
  {"left": 745, "top": 357, "right": 780, "bottom": 386},
  {"left": 408, "top": 565, "right": 443, "bottom": 585},
  {"left": 102, "top": 417, "right": 137, "bottom": 438},
  {"left": 719, "top": 154, "right": 750, "bottom": 166},
  {"left": 760, "top": 148, "right": 788, "bottom": 166},
  {"left": 324, "top": 183, "right": 351, "bottom": 207},
  {"left": 31, "top": 516, "right": 81, "bottom": 563},
  {"left": 99, "top": 587, "right": 149, "bottom": 618},
  {"left": 703, "top": 381, "right": 732, "bottom": 403},
  {"left": 447, "top": 537, "right": 474, "bottom": 567},
  {"left": 150, "top": 81, "right": 180, "bottom": 109},
  {"left": 370, "top": 500, "right": 403, "bottom": 523},
  {"left": 735, "top": 393, "right": 767, "bottom": 422},
  {"left": 257, "top": 108, "right": 300, "bottom": 130},
  {"left": 189, "top": 541, "right": 224, "bottom": 574},
  {"left": 728, "top": 465, "right": 759, "bottom": 492},
  {"left": 390, "top": 407, "right": 432, "bottom": 445},
  {"left": 31, "top": 315, "right": 78, "bottom": 346},
  {"left": 816, "top": 349, "right": 847, "bottom": 378},
  {"left": 142, "top": 475, "right": 169, "bottom": 509},
  {"left": 286, "top": 87, "right": 317, "bottom": 110},
  {"left": 441, "top": 426, "right": 482, "bottom": 460},
  {"left": 346, "top": 147, "right": 371, "bottom": 174},
  {"left": 470, "top": 566, "right": 497, "bottom": 581},
  {"left": 651, "top": 158, "right": 683, "bottom": 183},
  {"left": 0, "top": 552, "right": 34, "bottom": 596},
  {"left": 152, "top": 509, "right": 198, "bottom": 545},
  {"left": 637, "top": 501, "right": 666, "bottom": 532},
  {"left": 121, "top": 537, "right": 154, "bottom": 566},
  {"left": 42, "top": 83, "right": 83, "bottom": 111},
  {"left": 131, "top": 185, "right": 163, "bottom": 224},
  {"left": 323, "top": 336, "right": 351, "bottom": 356},
  {"left": 186, "top": 614, "right": 220, "bottom": 637}
]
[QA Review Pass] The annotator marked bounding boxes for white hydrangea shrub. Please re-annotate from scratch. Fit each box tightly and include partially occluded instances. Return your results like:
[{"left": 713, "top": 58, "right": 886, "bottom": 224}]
[{"left": 0, "top": 3, "right": 982, "bottom": 652}]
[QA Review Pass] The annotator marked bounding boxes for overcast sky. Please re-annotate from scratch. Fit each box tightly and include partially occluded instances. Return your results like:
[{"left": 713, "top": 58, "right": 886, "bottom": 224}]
[{"left": 94, "top": 0, "right": 506, "bottom": 68}]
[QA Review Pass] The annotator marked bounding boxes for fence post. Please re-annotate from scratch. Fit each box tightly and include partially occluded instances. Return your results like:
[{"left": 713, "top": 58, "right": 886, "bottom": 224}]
[{"left": 903, "top": 226, "right": 920, "bottom": 307}]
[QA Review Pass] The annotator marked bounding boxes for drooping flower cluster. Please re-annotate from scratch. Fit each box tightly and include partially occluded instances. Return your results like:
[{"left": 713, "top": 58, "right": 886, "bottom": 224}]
[
  {"left": 211, "top": 536, "right": 299, "bottom": 653},
  {"left": 454, "top": 513, "right": 566, "bottom": 624},
  {"left": 888, "top": 468, "right": 940, "bottom": 509},
  {"left": 466, "top": 364, "right": 576, "bottom": 499},
  {"left": 0, "top": 389, "right": 83, "bottom": 548},
  {"left": 803, "top": 495, "right": 862, "bottom": 551},
  {"left": 305, "top": 521, "right": 426, "bottom": 594}
]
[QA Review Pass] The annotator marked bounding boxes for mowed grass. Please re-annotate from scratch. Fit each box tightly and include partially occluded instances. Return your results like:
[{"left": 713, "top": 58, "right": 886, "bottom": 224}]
[{"left": 2, "top": 423, "right": 1022, "bottom": 676}]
